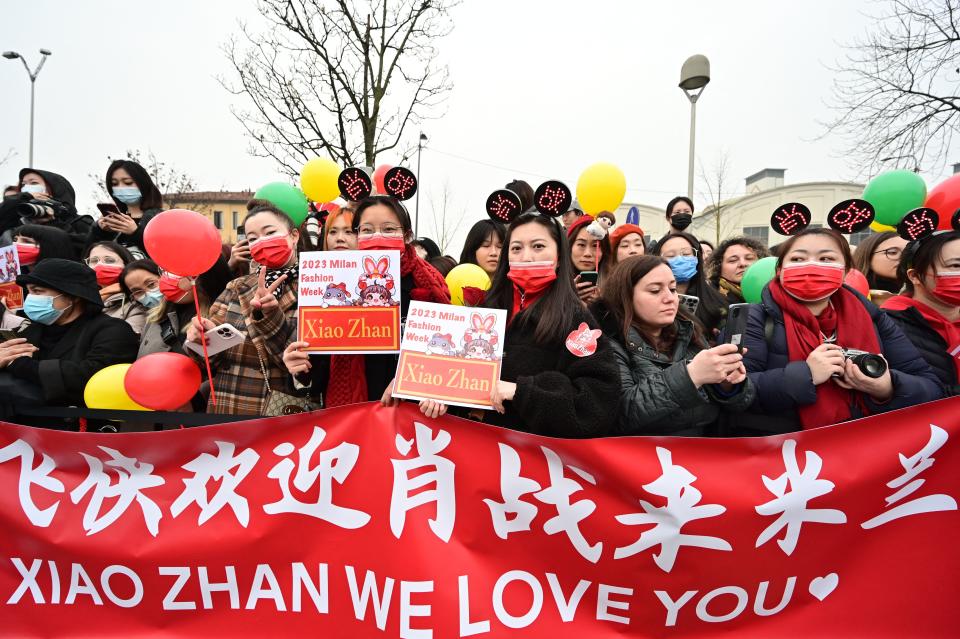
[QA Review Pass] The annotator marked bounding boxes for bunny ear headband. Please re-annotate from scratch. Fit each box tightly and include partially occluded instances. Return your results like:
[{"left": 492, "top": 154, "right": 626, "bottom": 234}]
[{"left": 485, "top": 180, "right": 572, "bottom": 224}]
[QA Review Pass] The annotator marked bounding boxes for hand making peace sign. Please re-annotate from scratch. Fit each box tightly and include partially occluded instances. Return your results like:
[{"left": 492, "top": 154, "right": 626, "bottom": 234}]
[{"left": 251, "top": 267, "right": 287, "bottom": 314}]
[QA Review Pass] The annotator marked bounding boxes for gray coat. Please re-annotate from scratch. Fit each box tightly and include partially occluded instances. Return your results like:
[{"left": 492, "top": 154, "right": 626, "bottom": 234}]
[{"left": 608, "top": 318, "right": 756, "bottom": 436}]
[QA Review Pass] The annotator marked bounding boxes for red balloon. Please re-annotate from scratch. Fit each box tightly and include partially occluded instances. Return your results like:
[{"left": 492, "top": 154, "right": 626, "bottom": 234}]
[
  {"left": 319, "top": 202, "right": 339, "bottom": 213},
  {"left": 845, "top": 269, "right": 870, "bottom": 297},
  {"left": 373, "top": 164, "right": 394, "bottom": 195},
  {"left": 144, "top": 209, "right": 222, "bottom": 277},
  {"left": 124, "top": 353, "right": 202, "bottom": 411},
  {"left": 924, "top": 174, "right": 960, "bottom": 230}
]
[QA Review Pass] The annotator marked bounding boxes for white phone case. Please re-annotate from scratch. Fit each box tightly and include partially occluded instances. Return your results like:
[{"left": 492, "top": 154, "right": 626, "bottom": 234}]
[{"left": 184, "top": 323, "right": 246, "bottom": 357}]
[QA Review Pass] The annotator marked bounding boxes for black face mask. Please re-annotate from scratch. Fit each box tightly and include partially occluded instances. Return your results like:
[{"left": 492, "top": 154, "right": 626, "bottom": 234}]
[
  {"left": 671, "top": 213, "right": 692, "bottom": 231},
  {"left": 868, "top": 272, "right": 901, "bottom": 294}
]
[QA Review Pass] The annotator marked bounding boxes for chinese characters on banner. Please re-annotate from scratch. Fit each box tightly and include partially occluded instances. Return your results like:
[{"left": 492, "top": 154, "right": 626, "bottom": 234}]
[
  {"left": 393, "top": 302, "right": 507, "bottom": 409},
  {"left": 0, "top": 399, "right": 958, "bottom": 637},
  {"left": 297, "top": 250, "right": 402, "bottom": 353},
  {"left": 0, "top": 244, "right": 23, "bottom": 311}
]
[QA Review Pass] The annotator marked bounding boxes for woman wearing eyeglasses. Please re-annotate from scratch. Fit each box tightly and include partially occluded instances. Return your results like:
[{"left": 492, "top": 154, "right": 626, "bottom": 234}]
[
  {"left": 81, "top": 241, "right": 146, "bottom": 335},
  {"left": 283, "top": 195, "right": 451, "bottom": 410},
  {"left": 852, "top": 231, "right": 908, "bottom": 302},
  {"left": 651, "top": 231, "right": 728, "bottom": 337}
]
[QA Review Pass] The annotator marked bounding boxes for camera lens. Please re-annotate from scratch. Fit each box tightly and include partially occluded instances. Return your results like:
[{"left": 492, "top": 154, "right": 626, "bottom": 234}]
[{"left": 852, "top": 353, "right": 887, "bottom": 379}]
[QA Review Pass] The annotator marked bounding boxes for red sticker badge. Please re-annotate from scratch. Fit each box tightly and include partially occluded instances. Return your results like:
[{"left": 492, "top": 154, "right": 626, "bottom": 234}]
[{"left": 565, "top": 322, "right": 602, "bottom": 357}]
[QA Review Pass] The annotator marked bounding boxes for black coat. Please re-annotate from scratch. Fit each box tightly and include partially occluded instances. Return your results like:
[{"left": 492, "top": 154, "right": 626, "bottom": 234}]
[
  {"left": 884, "top": 305, "right": 960, "bottom": 395},
  {"left": 87, "top": 207, "right": 163, "bottom": 256},
  {"left": 480, "top": 306, "right": 620, "bottom": 438},
  {"left": 5, "top": 312, "right": 139, "bottom": 406},
  {"left": 593, "top": 301, "right": 755, "bottom": 437},
  {"left": 737, "top": 285, "right": 944, "bottom": 436}
]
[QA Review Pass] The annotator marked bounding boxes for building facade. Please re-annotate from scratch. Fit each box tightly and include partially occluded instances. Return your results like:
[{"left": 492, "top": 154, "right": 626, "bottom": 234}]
[{"left": 162, "top": 191, "right": 254, "bottom": 244}]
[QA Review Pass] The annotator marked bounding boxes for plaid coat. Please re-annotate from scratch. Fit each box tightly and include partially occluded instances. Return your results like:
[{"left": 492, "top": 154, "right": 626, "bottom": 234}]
[{"left": 197, "top": 272, "right": 297, "bottom": 415}]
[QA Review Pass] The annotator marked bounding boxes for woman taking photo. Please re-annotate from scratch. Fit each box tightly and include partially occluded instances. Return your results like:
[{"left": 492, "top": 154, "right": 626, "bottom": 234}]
[
  {"left": 82, "top": 241, "right": 146, "bottom": 334},
  {"left": 284, "top": 195, "right": 450, "bottom": 409},
  {"left": 388, "top": 210, "right": 619, "bottom": 436},
  {"left": 883, "top": 229, "right": 960, "bottom": 395},
  {"left": 459, "top": 219, "right": 505, "bottom": 277},
  {"left": 88, "top": 159, "right": 165, "bottom": 257},
  {"left": 593, "top": 255, "right": 755, "bottom": 436},
  {"left": 739, "top": 227, "right": 942, "bottom": 436},
  {"left": 652, "top": 231, "right": 728, "bottom": 336},
  {"left": 567, "top": 215, "right": 610, "bottom": 304}
]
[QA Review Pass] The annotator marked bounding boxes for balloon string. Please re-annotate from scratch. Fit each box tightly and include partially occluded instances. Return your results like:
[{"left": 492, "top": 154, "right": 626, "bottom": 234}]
[{"left": 192, "top": 284, "right": 217, "bottom": 407}]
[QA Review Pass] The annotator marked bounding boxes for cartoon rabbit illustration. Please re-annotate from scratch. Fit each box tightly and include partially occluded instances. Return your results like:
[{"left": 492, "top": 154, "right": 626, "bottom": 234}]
[
  {"left": 357, "top": 255, "right": 396, "bottom": 307},
  {"left": 320, "top": 282, "right": 352, "bottom": 307},
  {"left": 462, "top": 313, "right": 499, "bottom": 360},
  {"left": 426, "top": 333, "right": 458, "bottom": 356}
]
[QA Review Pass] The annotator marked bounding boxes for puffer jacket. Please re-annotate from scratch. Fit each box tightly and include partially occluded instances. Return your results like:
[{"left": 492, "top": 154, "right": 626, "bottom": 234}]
[
  {"left": 883, "top": 303, "right": 960, "bottom": 396},
  {"left": 736, "top": 284, "right": 944, "bottom": 436},
  {"left": 594, "top": 301, "right": 755, "bottom": 437}
]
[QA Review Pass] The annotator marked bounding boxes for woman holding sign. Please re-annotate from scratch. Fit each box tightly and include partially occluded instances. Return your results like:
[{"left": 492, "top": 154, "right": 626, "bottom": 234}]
[
  {"left": 284, "top": 168, "right": 450, "bottom": 409},
  {"left": 186, "top": 203, "right": 303, "bottom": 415},
  {"left": 738, "top": 203, "right": 942, "bottom": 436}
]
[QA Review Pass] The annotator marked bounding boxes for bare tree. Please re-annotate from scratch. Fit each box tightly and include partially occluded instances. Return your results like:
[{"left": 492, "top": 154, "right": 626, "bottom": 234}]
[
  {"left": 823, "top": 0, "right": 960, "bottom": 175},
  {"left": 221, "top": 0, "right": 455, "bottom": 176},
  {"left": 88, "top": 149, "right": 197, "bottom": 209},
  {"left": 697, "top": 151, "right": 742, "bottom": 246},
  {"left": 426, "top": 179, "right": 465, "bottom": 254},
  {"left": 0, "top": 148, "right": 15, "bottom": 170}
]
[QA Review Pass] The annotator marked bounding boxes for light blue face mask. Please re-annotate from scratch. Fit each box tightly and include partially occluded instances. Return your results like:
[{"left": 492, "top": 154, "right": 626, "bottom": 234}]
[
  {"left": 23, "top": 294, "right": 69, "bottom": 325},
  {"left": 112, "top": 186, "right": 142, "bottom": 204},
  {"left": 667, "top": 255, "right": 698, "bottom": 283},
  {"left": 20, "top": 184, "right": 46, "bottom": 196},
  {"left": 137, "top": 288, "right": 163, "bottom": 309}
]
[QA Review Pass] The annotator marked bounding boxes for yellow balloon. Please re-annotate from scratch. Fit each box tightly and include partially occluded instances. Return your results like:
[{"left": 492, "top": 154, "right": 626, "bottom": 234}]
[
  {"left": 445, "top": 264, "right": 491, "bottom": 306},
  {"left": 84, "top": 364, "right": 150, "bottom": 411},
  {"left": 576, "top": 162, "right": 627, "bottom": 215},
  {"left": 300, "top": 158, "right": 342, "bottom": 203},
  {"left": 870, "top": 220, "right": 896, "bottom": 232}
]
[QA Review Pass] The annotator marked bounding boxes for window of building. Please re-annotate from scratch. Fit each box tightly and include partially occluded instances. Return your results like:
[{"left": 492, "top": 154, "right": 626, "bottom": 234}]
[
  {"left": 232, "top": 211, "right": 239, "bottom": 232},
  {"left": 743, "top": 226, "right": 769, "bottom": 245},
  {"left": 213, "top": 210, "right": 223, "bottom": 229}
]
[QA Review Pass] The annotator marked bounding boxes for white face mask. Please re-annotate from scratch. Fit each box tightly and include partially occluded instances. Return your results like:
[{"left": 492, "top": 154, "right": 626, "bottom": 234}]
[{"left": 21, "top": 184, "right": 46, "bottom": 195}]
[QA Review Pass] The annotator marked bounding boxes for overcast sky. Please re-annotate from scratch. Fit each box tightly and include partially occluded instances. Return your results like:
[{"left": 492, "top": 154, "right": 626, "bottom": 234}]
[{"left": 1, "top": 0, "right": 952, "bottom": 251}]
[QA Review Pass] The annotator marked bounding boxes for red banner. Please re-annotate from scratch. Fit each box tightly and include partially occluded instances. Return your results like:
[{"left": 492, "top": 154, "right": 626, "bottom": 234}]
[{"left": 1, "top": 399, "right": 958, "bottom": 637}]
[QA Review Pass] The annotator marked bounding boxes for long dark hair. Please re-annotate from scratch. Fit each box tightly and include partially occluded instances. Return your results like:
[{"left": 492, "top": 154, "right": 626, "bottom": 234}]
[
  {"left": 652, "top": 231, "right": 727, "bottom": 332},
  {"left": 601, "top": 255, "right": 707, "bottom": 352},
  {"left": 14, "top": 224, "right": 78, "bottom": 262},
  {"left": 106, "top": 160, "right": 163, "bottom": 211},
  {"left": 459, "top": 219, "right": 506, "bottom": 266},
  {"left": 899, "top": 230, "right": 960, "bottom": 294},
  {"left": 483, "top": 213, "right": 580, "bottom": 345}
]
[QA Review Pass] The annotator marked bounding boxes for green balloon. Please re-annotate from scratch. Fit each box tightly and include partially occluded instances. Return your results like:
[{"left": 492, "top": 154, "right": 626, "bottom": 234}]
[
  {"left": 862, "top": 170, "right": 927, "bottom": 226},
  {"left": 254, "top": 182, "right": 310, "bottom": 226},
  {"left": 741, "top": 256, "right": 778, "bottom": 304}
]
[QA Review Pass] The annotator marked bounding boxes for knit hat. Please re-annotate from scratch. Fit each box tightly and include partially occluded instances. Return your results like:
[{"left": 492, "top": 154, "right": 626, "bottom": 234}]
[
  {"left": 18, "top": 258, "right": 104, "bottom": 308},
  {"left": 610, "top": 224, "right": 645, "bottom": 253}
]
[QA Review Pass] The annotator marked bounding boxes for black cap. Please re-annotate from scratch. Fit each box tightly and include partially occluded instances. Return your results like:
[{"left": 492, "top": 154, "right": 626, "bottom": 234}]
[{"left": 17, "top": 258, "right": 103, "bottom": 308}]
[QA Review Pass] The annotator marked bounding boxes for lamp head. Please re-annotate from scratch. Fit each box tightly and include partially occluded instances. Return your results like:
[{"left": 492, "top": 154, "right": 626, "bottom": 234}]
[
  {"left": 419, "top": 132, "right": 428, "bottom": 142},
  {"left": 39, "top": 49, "right": 52, "bottom": 56},
  {"left": 679, "top": 54, "right": 710, "bottom": 91},
  {"left": 2, "top": 51, "right": 20, "bottom": 60}
]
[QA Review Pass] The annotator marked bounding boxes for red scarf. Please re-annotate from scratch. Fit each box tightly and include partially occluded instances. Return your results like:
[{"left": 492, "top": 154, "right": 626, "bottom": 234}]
[
  {"left": 883, "top": 294, "right": 960, "bottom": 380},
  {"left": 510, "top": 285, "right": 549, "bottom": 320},
  {"left": 769, "top": 279, "right": 881, "bottom": 429},
  {"left": 401, "top": 244, "right": 451, "bottom": 304},
  {"left": 326, "top": 355, "right": 368, "bottom": 407}
]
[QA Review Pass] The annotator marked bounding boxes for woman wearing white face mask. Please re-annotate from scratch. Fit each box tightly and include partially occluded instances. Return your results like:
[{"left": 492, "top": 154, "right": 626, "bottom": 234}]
[
  {"left": 0, "top": 259, "right": 138, "bottom": 423},
  {"left": 0, "top": 168, "right": 93, "bottom": 254},
  {"left": 87, "top": 160, "right": 164, "bottom": 258}
]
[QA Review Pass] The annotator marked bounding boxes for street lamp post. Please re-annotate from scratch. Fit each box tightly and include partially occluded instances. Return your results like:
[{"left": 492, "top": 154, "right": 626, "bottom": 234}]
[
  {"left": 415, "top": 132, "right": 427, "bottom": 237},
  {"left": 3, "top": 49, "right": 52, "bottom": 167},
  {"left": 679, "top": 54, "right": 710, "bottom": 199}
]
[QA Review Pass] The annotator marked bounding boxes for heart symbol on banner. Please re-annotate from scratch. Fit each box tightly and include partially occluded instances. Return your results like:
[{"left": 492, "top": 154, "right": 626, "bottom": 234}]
[{"left": 808, "top": 573, "right": 839, "bottom": 601}]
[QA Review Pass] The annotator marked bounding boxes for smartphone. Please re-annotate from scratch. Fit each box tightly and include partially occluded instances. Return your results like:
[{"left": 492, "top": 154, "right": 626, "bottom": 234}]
[
  {"left": 0, "top": 329, "right": 19, "bottom": 342},
  {"left": 96, "top": 202, "right": 124, "bottom": 217},
  {"left": 725, "top": 303, "right": 751, "bottom": 352},
  {"left": 236, "top": 225, "right": 246, "bottom": 243},
  {"left": 578, "top": 271, "right": 599, "bottom": 286},
  {"left": 678, "top": 294, "right": 700, "bottom": 316},
  {"left": 184, "top": 323, "right": 246, "bottom": 357}
]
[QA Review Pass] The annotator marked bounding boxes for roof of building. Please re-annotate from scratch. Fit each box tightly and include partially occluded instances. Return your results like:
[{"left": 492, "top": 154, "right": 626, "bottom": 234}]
[{"left": 163, "top": 191, "right": 254, "bottom": 203}]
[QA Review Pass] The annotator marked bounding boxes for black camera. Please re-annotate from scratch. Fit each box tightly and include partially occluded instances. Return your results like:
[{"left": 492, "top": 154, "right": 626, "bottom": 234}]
[
  {"left": 840, "top": 348, "right": 887, "bottom": 379},
  {"left": 8, "top": 193, "right": 68, "bottom": 220}
]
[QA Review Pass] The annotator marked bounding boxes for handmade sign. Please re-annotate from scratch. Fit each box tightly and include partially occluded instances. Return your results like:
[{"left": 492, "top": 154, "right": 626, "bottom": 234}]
[
  {"left": 392, "top": 301, "right": 507, "bottom": 408},
  {"left": 297, "top": 250, "right": 402, "bottom": 353},
  {"left": 0, "top": 245, "right": 23, "bottom": 310},
  {"left": 0, "top": 399, "right": 957, "bottom": 637}
]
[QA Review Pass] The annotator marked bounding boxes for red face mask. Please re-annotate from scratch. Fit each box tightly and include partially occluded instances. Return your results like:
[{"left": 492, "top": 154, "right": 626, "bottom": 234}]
[
  {"left": 159, "top": 273, "right": 190, "bottom": 303},
  {"left": 16, "top": 242, "right": 39, "bottom": 267},
  {"left": 250, "top": 234, "right": 294, "bottom": 269},
  {"left": 779, "top": 261, "right": 845, "bottom": 302},
  {"left": 507, "top": 261, "right": 558, "bottom": 295},
  {"left": 932, "top": 272, "right": 960, "bottom": 306},
  {"left": 94, "top": 264, "right": 123, "bottom": 287},
  {"left": 358, "top": 234, "right": 406, "bottom": 251}
]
